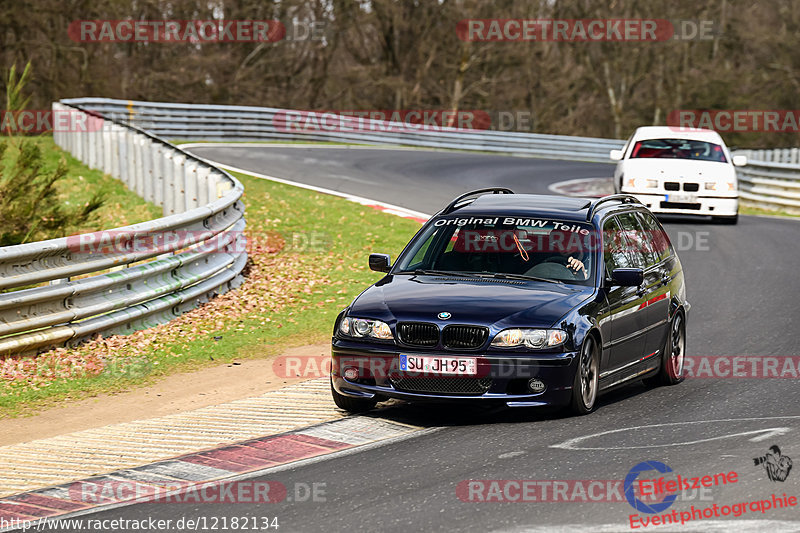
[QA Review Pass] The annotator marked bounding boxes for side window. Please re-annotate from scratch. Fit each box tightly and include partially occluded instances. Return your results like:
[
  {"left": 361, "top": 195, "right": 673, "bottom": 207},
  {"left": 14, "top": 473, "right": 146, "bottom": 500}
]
[
  {"left": 636, "top": 211, "right": 673, "bottom": 263},
  {"left": 616, "top": 212, "right": 653, "bottom": 268},
  {"left": 603, "top": 217, "right": 634, "bottom": 274}
]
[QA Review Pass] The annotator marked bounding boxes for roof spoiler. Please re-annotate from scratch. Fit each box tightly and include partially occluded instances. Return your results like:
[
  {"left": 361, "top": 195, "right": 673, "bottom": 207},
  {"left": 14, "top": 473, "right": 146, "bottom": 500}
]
[
  {"left": 441, "top": 188, "right": 515, "bottom": 215},
  {"left": 586, "top": 194, "right": 643, "bottom": 221}
]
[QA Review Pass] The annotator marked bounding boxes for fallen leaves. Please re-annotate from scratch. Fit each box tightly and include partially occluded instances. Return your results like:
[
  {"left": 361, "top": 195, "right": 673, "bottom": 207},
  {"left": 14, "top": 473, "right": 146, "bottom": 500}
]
[{"left": 0, "top": 227, "right": 330, "bottom": 395}]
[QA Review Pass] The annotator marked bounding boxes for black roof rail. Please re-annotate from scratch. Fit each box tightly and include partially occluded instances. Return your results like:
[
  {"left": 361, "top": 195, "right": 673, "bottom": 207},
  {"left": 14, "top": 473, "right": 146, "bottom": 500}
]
[
  {"left": 441, "top": 188, "right": 515, "bottom": 215},
  {"left": 586, "top": 194, "right": 643, "bottom": 221}
]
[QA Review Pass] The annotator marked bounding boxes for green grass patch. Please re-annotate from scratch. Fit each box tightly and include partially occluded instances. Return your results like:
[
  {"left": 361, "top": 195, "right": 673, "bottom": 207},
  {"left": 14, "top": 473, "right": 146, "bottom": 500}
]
[
  {"left": 0, "top": 170, "right": 422, "bottom": 417},
  {"left": 740, "top": 204, "right": 800, "bottom": 219},
  {"left": 2, "top": 136, "right": 162, "bottom": 235}
]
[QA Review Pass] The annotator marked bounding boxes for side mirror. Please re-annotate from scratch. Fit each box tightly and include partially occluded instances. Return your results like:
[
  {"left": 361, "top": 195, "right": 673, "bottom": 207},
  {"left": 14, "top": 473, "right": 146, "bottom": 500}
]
[
  {"left": 609, "top": 268, "right": 644, "bottom": 287},
  {"left": 369, "top": 253, "right": 392, "bottom": 273},
  {"left": 609, "top": 149, "right": 624, "bottom": 161},
  {"left": 732, "top": 155, "right": 747, "bottom": 167}
]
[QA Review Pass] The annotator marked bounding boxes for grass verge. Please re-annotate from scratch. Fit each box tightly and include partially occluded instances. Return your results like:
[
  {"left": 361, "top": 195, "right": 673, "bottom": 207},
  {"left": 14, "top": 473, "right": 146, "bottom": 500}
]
[
  {"left": 0, "top": 169, "right": 422, "bottom": 417},
  {"left": 740, "top": 204, "right": 800, "bottom": 219},
  {"left": 2, "top": 136, "right": 162, "bottom": 236}
]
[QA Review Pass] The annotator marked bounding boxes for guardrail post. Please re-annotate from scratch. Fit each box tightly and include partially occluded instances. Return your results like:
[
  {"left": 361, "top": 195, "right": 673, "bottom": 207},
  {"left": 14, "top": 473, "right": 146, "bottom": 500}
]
[
  {"left": 196, "top": 166, "right": 210, "bottom": 206},
  {"left": 110, "top": 123, "right": 121, "bottom": 179},
  {"left": 142, "top": 138, "right": 154, "bottom": 203},
  {"left": 163, "top": 148, "right": 176, "bottom": 215},
  {"left": 118, "top": 129, "right": 129, "bottom": 186},
  {"left": 74, "top": 111, "right": 85, "bottom": 162},
  {"left": 102, "top": 120, "right": 112, "bottom": 174},
  {"left": 134, "top": 135, "right": 145, "bottom": 196},
  {"left": 152, "top": 143, "right": 164, "bottom": 207},
  {"left": 172, "top": 152, "right": 186, "bottom": 214},
  {"left": 184, "top": 161, "right": 199, "bottom": 211}
]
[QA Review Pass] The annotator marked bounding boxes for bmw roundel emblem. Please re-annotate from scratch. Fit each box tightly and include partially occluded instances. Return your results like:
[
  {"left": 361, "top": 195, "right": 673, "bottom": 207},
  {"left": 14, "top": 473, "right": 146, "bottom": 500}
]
[{"left": 438, "top": 312, "right": 452, "bottom": 320}]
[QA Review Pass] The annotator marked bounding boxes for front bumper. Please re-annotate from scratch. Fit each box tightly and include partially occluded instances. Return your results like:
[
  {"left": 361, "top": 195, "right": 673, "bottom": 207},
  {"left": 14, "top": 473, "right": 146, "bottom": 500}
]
[
  {"left": 331, "top": 340, "right": 577, "bottom": 408},
  {"left": 623, "top": 191, "right": 738, "bottom": 216}
]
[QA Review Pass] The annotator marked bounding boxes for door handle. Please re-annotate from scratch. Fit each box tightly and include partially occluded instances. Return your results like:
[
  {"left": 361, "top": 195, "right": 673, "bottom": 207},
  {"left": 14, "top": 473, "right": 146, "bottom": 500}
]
[
  {"left": 661, "top": 275, "right": 671, "bottom": 286},
  {"left": 636, "top": 286, "right": 647, "bottom": 297}
]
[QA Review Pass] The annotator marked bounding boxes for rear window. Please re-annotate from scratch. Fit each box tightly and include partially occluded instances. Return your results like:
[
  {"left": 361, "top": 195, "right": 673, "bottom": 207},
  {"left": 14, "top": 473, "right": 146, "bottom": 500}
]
[{"left": 630, "top": 138, "right": 727, "bottom": 162}]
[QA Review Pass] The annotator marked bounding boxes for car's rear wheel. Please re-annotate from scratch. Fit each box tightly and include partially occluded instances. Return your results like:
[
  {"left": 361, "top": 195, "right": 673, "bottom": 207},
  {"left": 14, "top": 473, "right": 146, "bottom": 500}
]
[
  {"left": 644, "top": 312, "right": 686, "bottom": 387},
  {"left": 330, "top": 378, "right": 378, "bottom": 413},
  {"left": 570, "top": 336, "right": 599, "bottom": 415}
]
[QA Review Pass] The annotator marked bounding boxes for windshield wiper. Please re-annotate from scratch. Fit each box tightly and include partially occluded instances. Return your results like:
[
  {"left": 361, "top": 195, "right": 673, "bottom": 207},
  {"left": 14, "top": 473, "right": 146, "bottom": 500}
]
[
  {"left": 481, "top": 272, "right": 563, "bottom": 284},
  {"left": 399, "top": 269, "right": 481, "bottom": 277}
]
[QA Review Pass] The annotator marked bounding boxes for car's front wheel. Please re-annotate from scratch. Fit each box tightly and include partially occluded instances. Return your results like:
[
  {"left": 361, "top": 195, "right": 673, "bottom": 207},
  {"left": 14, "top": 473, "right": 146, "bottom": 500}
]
[
  {"left": 330, "top": 378, "right": 378, "bottom": 413},
  {"left": 570, "top": 336, "right": 599, "bottom": 415},
  {"left": 644, "top": 312, "right": 686, "bottom": 387}
]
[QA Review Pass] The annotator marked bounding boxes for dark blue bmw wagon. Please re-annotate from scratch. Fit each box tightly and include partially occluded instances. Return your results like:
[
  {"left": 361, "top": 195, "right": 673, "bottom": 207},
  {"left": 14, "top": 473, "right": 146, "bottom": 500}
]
[{"left": 331, "top": 189, "right": 689, "bottom": 415}]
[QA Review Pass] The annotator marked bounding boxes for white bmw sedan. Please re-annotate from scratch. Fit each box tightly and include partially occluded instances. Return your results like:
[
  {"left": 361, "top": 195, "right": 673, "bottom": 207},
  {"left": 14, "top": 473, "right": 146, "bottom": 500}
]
[{"left": 611, "top": 126, "right": 746, "bottom": 224}]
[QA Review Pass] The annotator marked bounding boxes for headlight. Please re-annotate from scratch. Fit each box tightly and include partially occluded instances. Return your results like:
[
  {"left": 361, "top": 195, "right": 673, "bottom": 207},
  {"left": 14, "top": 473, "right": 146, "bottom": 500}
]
[
  {"left": 339, "top": 317, "right": 394, "bottom": 340},
  {"left": 707, "top": 181, "right": 736, "bottom": 191},
  {"left": 491, "top": 328, "right": 567, "bottom": 349},
  {"left": 628, "top": 178, "right": 658, "bottom": 189}
]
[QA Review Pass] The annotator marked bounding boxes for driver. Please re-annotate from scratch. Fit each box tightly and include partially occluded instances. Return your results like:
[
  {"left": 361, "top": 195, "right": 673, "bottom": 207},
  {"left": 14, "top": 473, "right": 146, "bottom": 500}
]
[{"left": 544, "top": 229, "right": 590, "bottom": 280}]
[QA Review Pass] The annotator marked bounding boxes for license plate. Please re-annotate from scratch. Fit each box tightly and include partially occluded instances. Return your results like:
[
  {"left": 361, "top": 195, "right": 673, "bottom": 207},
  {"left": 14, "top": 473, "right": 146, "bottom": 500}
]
[
  {"left": 666, "top": 193, "right": 697, "bottom": 203},
  {"left": 399, "top": 355, "right": 477, "bottom": 376}
]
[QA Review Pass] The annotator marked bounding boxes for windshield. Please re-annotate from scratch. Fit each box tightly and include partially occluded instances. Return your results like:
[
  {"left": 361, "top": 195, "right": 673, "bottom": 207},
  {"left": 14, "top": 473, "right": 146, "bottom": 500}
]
[
  {"left": 394, "top": 217, "right": 597, "bottom": 285},
  {"left": 630, "top": 138, "right": 728, "bottom": 162}
]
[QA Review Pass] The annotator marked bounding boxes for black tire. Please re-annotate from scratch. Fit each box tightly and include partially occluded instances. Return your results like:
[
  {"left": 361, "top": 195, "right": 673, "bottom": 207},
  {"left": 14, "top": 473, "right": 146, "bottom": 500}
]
[
  {"left": 330, "top": 378, "right": 378, "bottom": 413},
  {"left": 644, "top": 312, "right": 686, "bottom": 387},
  {"left": 714, "top": 214, "right": 738, "bottom": 225},
  {"left": 570, "top": 336, "right": 599, "bottom": 415}
]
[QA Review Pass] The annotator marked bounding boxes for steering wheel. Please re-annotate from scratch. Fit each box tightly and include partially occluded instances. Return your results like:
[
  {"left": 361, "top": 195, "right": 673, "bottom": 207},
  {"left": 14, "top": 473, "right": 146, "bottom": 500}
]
[{"left": 526, "top": 261, "right": 575, "bottom": 280}]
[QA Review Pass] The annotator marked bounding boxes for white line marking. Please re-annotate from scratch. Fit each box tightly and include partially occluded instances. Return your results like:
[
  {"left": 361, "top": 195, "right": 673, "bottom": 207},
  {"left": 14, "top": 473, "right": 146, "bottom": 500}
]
[
  {"left": 551, "top": 416, "right": 800, "bottom": 450},
  {"left": 177, "top": 142, "right": 433, "bottom": 152},
  {"left": 180, "top": 155, "right": 432, "bottom": 222}
]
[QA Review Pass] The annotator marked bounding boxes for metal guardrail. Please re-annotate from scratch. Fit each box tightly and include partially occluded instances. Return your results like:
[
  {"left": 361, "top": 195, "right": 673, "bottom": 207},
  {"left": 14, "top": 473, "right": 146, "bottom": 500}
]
[
  {"left": 64, "top": 97, "right": 800, "bottom": 214},
  {"left": 733, "top": 149, "right": 800, "bottom": 213},
  {"left": 0, "top": 102, "right": 247, "bottom": 356},
  {"left": 62, "top": 98, "right": 626, "bottom": 163}
]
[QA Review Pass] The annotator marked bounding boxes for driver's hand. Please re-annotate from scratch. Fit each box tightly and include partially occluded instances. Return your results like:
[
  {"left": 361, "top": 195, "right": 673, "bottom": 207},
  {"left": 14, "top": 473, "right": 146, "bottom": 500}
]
[{"left": 567, "top": 257, "right": 588, "bottom": 279}]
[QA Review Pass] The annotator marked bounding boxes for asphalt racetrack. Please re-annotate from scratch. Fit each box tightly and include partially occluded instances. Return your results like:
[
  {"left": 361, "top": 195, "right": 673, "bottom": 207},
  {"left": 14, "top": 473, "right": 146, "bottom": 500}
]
[{"left": 74, "top": 145, "right": 800, "bottom": 532}]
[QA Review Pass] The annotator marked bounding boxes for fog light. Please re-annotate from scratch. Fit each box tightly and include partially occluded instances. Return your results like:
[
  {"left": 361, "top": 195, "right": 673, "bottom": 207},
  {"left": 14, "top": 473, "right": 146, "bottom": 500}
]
[
  {"left": 527, "top": 378, "right": 546, "bottom": 393},
  {"left": 343, "top": 367, "right": 359, "bottom": 380}
]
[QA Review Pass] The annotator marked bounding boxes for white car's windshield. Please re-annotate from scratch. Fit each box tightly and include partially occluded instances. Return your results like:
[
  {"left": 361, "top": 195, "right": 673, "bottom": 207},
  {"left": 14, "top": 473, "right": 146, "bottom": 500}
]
[{"left": 630, "top": 138, "right": 728, "bottom": 162}]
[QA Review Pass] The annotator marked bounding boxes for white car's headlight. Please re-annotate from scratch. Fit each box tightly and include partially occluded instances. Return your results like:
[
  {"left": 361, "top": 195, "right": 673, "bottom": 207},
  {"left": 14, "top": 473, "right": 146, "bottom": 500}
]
[
  {"left": 706, "top": 180, "right": 737, "bottom": 191},
  {"left": 627, "top": 178, "right": 658, "bottom": 189},
  {"left": 339, "top": 317, "right": 394, "bottom": 340},
  {"left": 491, "top": 328, "right": 567, "bottom": 349}
]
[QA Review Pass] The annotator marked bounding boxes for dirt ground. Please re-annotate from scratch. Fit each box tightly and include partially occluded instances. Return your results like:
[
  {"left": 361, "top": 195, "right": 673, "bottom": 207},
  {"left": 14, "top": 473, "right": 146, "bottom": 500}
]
[{"left": 2, "top": 343, "right": 330, "bottom": 446}]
